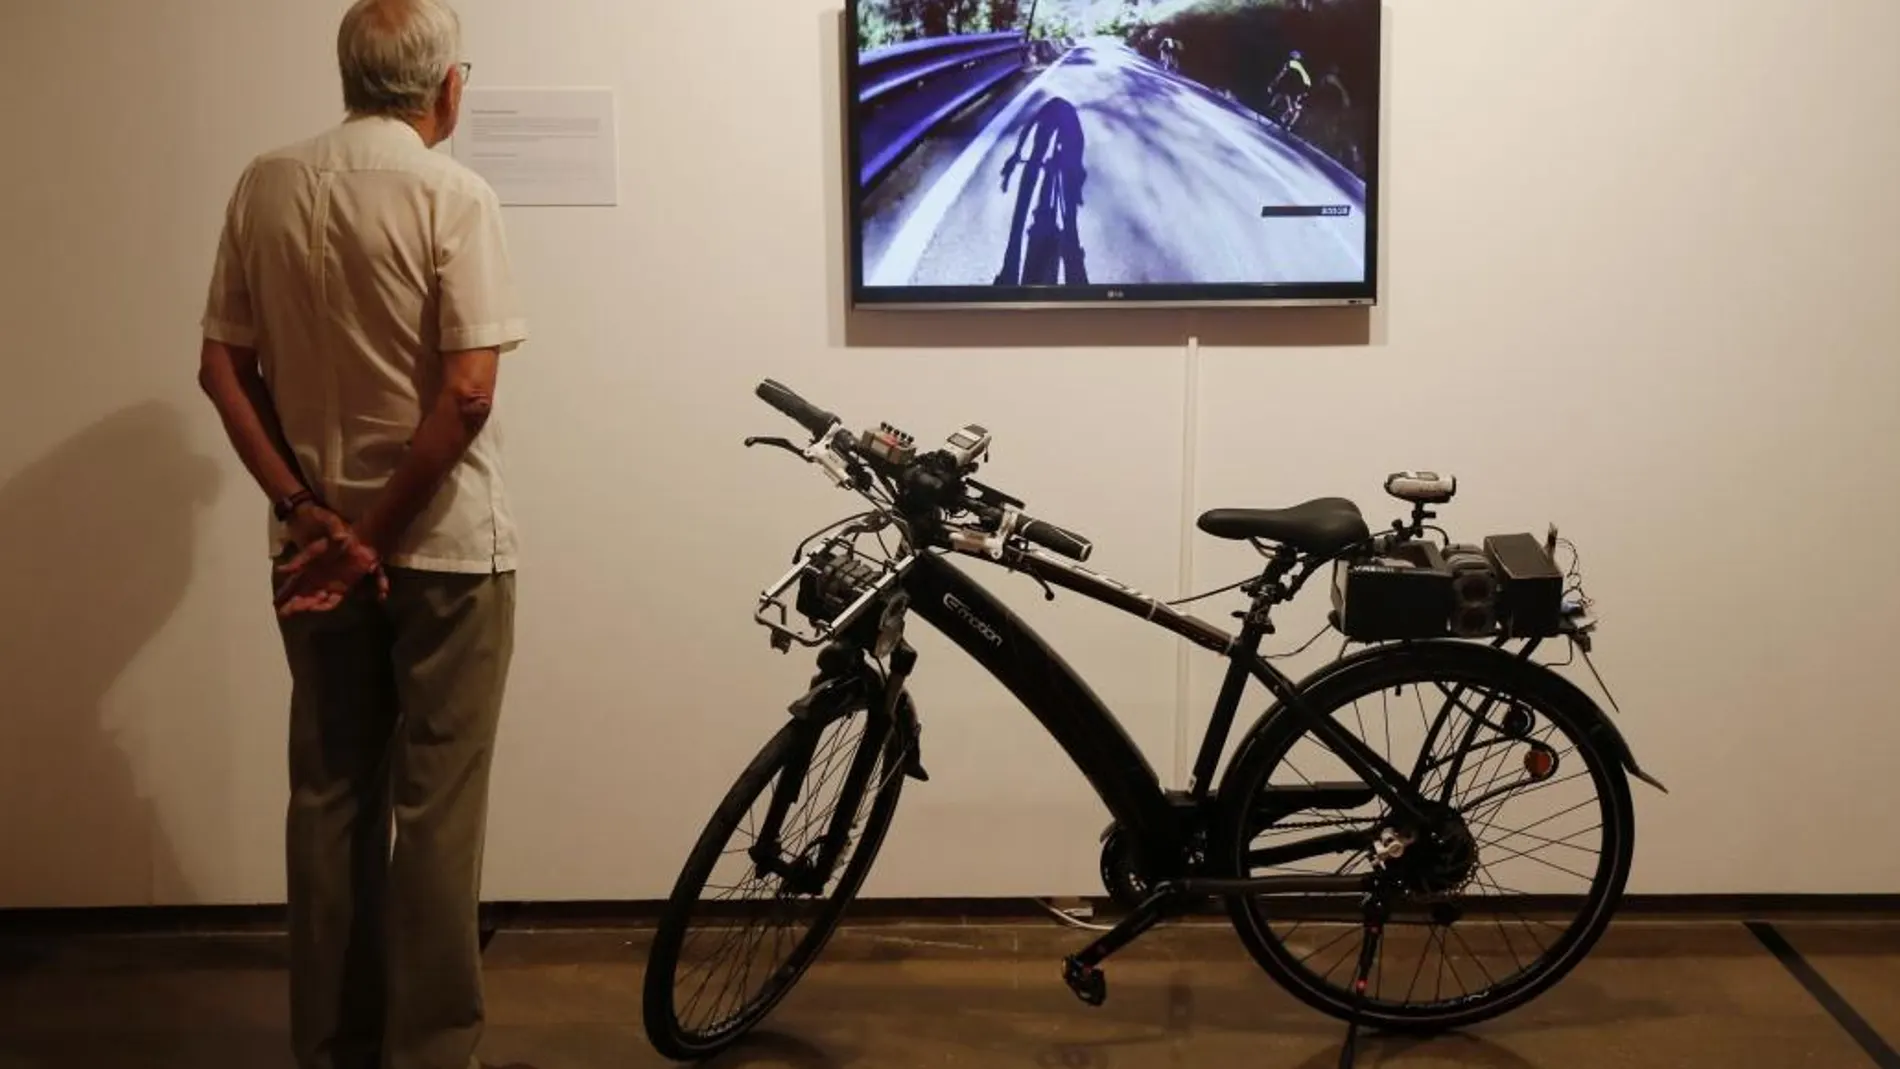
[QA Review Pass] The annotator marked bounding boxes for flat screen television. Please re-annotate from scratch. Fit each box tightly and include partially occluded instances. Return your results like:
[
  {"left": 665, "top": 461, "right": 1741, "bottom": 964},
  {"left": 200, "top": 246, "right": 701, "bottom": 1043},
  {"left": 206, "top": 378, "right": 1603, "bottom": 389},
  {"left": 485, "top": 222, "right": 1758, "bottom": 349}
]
[{"left": 846, "top": 0, "right": 1381, "bottom": 310}]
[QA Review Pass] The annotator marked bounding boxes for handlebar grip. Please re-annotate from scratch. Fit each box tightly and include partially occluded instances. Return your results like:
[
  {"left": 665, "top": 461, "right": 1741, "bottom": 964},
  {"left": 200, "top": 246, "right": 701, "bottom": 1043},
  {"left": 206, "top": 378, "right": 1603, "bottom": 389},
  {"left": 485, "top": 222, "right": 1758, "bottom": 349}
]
[
  {"left": 756, "top": 379, "right": 838, "bottom": 439},
  {"left": 1020, "top": 517, "right": 1093, "bottom": 563}
]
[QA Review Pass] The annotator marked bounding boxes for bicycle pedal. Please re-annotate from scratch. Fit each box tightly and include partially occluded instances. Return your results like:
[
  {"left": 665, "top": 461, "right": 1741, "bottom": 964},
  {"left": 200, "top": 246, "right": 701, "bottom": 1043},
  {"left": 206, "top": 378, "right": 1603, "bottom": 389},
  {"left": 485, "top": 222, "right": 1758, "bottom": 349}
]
[{"left": 1061, "top": 956, "right": 1107, "bottom": 1007}]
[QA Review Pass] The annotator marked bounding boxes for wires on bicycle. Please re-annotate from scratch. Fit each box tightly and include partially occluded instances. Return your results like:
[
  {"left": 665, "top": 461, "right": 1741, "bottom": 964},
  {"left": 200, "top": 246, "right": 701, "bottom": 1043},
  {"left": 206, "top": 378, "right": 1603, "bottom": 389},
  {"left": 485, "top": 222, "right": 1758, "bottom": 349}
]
[
  {"left": 793, "top": 512, "right": 878, "bottom": 561},
  {"left": 1165, "top": 577, "right": 1252, "bottom": 607},
  {"left": 1553, "top": 535, "right": 1601, "bottom": 623},
  {"left": 1556, "top": 537, "right": 1587, "bottom": 595},
  {"left": 1265, "top": 622, "right": 1333, "bottom": 661},
  {"left": 1540, "top": 641, "right": 1578, "bottom": 669}
]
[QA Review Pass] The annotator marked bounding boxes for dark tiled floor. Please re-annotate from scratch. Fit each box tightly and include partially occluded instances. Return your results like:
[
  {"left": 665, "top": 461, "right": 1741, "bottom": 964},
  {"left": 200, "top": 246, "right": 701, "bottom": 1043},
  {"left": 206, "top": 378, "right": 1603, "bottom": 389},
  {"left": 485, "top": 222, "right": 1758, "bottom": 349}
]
[{"left": 0, "top": 918, "right": 1892, "bottom": 1068}]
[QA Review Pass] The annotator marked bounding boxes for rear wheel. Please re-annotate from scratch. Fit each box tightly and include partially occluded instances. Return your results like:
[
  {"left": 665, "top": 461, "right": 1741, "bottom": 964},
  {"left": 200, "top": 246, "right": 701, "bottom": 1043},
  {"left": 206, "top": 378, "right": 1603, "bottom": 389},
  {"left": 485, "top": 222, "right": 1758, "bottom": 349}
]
[
  {"left": 642, "top": 695, "right": 909, "bottom": 1060},
  {"left": 1218, "top": 641, "right": 1634, "bottom": 1033}
]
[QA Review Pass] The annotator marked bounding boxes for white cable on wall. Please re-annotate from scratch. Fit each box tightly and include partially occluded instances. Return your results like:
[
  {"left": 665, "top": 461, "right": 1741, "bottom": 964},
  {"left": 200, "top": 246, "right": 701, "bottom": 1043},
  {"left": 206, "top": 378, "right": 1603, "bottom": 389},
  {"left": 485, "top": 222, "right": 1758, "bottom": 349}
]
[{"left": 1174, "top": 332, "right": 1202, "bottom": 788}]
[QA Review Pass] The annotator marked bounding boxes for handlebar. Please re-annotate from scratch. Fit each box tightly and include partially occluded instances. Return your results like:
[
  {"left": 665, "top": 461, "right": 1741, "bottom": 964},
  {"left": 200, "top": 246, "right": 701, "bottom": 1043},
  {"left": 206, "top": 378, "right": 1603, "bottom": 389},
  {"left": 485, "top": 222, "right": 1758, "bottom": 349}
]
[
  {"left": 1018, "top": 516, "right": 1093, "bottom": 563},
  {"left": 753, "top": 378, "right": 1094, "bottom": 563},
  {"left": 756, "top": 379, "right": 839, "bottom": 439}
]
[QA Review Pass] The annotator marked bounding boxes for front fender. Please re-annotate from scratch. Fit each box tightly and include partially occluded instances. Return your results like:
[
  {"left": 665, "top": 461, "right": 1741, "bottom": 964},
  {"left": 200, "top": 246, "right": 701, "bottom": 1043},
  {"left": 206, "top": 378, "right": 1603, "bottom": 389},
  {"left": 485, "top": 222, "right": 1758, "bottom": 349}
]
[{"left": 786, "top": 643, "right": 929, "bottom": 782}]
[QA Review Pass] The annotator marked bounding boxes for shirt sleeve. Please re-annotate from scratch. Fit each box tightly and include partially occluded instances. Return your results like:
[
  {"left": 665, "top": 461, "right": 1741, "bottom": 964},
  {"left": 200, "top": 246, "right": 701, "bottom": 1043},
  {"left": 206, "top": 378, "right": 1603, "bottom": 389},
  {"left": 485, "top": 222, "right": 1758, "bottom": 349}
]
[
  {"left": 201, "top": 166, "right": 258, "bottom": 348},
  {"left": 436, "top": 182, "right": 529, "bottom": 354}
]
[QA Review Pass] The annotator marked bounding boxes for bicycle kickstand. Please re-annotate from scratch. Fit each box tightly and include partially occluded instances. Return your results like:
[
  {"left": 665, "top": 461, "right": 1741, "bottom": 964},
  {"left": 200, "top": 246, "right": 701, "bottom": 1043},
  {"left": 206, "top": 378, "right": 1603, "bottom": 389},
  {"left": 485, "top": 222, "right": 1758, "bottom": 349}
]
[{"left": 1338, "top": 892, "right": 1388, "bottom": 1069}]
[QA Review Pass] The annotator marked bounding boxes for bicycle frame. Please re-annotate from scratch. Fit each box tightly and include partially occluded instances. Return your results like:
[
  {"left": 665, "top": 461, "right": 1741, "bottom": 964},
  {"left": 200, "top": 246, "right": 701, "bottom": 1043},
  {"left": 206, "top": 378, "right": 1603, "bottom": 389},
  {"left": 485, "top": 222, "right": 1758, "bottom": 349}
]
[{"left": 900, "top": 544, "right": 1434, "bottom": 886}]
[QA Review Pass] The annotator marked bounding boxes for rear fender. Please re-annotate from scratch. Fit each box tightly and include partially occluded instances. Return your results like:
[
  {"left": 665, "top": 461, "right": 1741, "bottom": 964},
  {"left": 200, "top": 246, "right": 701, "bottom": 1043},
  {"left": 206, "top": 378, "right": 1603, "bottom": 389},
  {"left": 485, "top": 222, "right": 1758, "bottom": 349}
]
[
  {"left": 1525, "top": 650, "right": 1668, "bottom": 793},
  {"left": 1231, "top": 640, "right": 1666, "bottom": 796}
]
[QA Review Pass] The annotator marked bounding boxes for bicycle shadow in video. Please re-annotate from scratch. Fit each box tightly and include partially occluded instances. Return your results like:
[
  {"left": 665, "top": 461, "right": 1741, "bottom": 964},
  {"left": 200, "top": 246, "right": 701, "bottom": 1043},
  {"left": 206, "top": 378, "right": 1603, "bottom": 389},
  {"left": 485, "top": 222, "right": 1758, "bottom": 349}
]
[{"left": 993, "top": 96, "right": 1088, "bottom": 288}]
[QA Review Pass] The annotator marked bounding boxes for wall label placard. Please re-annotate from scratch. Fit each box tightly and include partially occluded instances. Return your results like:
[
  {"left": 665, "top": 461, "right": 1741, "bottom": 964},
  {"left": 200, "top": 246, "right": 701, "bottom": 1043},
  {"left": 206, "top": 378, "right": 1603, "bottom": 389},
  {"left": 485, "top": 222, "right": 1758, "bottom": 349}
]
[{"left": 452, "top": 87, "right": 619, "bottom": 207}]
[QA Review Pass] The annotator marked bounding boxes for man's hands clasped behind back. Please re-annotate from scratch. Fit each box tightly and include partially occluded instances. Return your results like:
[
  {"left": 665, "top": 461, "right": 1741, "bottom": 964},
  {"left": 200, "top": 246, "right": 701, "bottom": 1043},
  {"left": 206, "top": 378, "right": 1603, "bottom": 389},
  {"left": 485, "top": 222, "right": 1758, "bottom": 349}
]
[{"left": 275, "top": 501, "right": 388, "bottom": 617}]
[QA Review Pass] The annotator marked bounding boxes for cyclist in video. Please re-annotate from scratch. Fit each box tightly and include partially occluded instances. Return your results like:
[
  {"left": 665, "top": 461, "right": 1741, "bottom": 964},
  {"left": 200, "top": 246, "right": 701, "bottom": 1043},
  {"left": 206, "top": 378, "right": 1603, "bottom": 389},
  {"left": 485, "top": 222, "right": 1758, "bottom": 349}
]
[
  {"left": 1158, "top": 36, "right": 1182, "bottom": 73},
  {"left": 1267, "top": 48, "right": 1313, "bottom": 126}
]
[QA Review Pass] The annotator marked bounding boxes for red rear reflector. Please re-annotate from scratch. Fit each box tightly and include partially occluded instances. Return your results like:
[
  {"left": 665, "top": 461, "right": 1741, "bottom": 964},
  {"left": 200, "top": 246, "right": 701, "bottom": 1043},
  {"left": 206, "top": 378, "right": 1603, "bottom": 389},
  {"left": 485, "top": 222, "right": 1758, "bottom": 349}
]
[{"left": 1525, "top": 748, "right": 1556, "bottom": 780}]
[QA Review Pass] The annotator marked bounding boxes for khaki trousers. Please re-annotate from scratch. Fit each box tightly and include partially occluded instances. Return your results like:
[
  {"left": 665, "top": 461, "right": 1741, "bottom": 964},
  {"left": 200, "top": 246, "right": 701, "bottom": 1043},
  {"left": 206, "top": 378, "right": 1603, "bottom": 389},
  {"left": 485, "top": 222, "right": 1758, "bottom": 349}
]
[{"left": 275, "top": 564, "right": 516, "bottom": 1069}]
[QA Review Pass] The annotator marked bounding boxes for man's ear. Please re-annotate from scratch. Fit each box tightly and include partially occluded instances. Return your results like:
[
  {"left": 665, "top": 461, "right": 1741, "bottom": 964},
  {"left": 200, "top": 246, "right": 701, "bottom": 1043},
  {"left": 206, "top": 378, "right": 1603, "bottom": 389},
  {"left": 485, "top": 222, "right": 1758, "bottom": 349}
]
[{"left": 438, "top": 70, "right": 463, "bottom": 138}]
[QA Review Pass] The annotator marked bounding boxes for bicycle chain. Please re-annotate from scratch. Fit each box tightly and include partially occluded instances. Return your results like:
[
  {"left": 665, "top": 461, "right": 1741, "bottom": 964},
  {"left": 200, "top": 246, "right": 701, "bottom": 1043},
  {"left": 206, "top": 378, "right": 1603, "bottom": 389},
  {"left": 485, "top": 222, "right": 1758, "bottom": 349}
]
[{"left": 1262, "top": 819, "right": 1381, "bottom": 832}]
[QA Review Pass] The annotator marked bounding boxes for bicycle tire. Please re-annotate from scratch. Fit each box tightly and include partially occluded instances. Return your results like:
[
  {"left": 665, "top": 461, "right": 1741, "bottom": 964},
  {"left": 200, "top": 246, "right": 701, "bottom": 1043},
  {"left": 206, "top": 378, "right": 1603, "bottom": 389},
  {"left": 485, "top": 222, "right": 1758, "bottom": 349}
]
[
  {"left": 1216, "top": 640, "right": 1634, "bottom": 1033},
  {"left": 642, "top": 704, "right": 908, "bottom": 1060}
]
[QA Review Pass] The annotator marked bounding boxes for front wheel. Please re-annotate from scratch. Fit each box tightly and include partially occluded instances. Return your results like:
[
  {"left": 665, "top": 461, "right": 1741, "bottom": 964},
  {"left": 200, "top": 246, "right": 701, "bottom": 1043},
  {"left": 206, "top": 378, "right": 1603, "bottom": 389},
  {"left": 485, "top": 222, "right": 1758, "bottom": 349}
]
[
  {"left": 642, "top": 694, "right": 909, "bottom": 1060},
  {"left": 1217, "top": 641, "right": 1635, "bottom": 1034}
]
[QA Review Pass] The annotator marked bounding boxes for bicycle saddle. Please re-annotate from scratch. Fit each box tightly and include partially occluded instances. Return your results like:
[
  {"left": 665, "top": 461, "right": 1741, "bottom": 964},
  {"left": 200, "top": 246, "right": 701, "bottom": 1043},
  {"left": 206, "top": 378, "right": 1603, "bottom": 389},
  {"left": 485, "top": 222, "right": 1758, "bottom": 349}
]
[{"left": 1197, "top": 498, "right": 1370, "bottom": 556}]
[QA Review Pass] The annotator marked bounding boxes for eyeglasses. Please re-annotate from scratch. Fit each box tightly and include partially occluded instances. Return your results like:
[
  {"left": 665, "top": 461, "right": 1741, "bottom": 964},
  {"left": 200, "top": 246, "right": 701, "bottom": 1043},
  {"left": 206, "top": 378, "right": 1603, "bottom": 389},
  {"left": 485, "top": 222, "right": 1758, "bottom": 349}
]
[{"left": 456, "top": 61, "right": 473, "bottom": 84}]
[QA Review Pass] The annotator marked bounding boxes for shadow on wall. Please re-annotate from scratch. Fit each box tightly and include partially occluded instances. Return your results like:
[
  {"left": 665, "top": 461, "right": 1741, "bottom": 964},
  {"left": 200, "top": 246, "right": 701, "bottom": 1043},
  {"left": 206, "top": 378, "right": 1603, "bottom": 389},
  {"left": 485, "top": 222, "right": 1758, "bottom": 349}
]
[{"left": 0, "top": 402, "right": 221, "bottom": 907}]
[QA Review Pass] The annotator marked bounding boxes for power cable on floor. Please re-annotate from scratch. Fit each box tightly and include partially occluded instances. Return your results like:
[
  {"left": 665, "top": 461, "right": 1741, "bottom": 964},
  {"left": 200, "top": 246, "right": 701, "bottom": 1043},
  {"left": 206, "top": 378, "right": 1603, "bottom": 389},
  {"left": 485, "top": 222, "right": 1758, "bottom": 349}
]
[{"left": 1030, "top": 897, "right": 1114, "bottom": 933}]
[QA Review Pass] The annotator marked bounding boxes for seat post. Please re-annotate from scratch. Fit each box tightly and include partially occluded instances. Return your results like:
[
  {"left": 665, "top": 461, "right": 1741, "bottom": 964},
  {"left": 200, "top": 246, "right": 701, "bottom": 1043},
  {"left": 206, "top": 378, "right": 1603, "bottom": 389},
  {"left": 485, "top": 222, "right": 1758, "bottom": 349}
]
[
  {"left": 1187, "top": 574, "right": 1282, "bottom": 800},
  {"left": 1237, "top": 542, "right": 1299, "bottom": 632}
]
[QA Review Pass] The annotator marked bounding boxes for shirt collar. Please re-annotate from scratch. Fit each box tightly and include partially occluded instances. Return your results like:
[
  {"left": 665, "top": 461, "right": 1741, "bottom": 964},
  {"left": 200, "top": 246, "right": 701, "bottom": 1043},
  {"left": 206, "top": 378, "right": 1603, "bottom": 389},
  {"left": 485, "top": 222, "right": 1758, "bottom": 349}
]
[{"left": 342, "top": 113, "right": 428, "bottom": 147}]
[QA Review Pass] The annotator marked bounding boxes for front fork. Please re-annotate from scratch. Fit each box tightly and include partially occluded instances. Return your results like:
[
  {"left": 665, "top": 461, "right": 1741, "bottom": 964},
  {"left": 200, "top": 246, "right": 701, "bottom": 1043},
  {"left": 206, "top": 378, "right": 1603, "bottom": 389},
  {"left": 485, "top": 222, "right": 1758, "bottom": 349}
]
[{"left": 749, "top": 641, "right": 923, "bottom": 895}]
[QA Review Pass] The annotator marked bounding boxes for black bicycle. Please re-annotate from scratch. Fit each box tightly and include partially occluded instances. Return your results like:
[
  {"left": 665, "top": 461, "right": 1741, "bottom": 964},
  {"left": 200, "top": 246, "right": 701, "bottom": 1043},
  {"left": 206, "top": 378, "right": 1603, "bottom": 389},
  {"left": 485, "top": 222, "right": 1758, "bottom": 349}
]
[{"left": 642, "top": 381, "right": 1665, "bottom": 1067}]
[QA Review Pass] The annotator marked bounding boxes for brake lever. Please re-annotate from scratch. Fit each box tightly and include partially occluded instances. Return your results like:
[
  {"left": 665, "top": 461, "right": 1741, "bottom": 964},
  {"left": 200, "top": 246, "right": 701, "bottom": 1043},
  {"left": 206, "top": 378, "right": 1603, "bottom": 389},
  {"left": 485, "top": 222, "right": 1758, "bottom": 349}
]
[
  {"left": 744, "top": 432, "right": 856, "bottom": 489},
  {"left": 1029, "top": 571, "right": 1056, "bottom": 602},
  {"left": 744, "top": 435, "right": 801, "bottom": 455},
  {"left": 803, "top": 428, "right": 855, "bottom": 489}
]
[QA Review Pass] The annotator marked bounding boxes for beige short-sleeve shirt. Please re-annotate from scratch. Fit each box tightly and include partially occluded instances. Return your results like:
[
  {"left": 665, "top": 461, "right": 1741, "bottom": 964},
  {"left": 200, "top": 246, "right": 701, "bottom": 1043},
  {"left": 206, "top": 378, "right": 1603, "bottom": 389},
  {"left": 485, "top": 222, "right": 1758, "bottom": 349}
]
[{"left": 202, "top": 115, "right": 527, "bottom": 574}]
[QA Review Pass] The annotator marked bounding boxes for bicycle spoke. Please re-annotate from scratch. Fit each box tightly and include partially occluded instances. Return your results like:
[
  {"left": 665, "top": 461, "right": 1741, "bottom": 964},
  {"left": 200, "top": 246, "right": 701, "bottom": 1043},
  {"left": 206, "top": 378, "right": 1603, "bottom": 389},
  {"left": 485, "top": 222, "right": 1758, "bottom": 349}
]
[{"left": 1479, "top": 822, "right": 1603, "bottom": 859}]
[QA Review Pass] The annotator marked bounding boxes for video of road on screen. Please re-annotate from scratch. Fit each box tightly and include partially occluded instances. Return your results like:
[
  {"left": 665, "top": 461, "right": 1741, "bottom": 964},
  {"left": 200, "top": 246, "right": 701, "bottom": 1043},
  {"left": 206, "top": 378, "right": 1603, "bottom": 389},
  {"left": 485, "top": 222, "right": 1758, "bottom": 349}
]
[{"left": 853, "top": 0, "right": 1376, "bottom": 294}]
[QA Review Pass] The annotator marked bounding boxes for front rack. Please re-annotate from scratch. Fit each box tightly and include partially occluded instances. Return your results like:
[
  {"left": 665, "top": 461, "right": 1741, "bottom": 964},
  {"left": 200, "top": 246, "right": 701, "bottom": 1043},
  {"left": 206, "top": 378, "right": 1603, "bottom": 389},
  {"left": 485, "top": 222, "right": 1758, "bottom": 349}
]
[{"left": 755, "top": 525, "right": 917, "bottom": 651}]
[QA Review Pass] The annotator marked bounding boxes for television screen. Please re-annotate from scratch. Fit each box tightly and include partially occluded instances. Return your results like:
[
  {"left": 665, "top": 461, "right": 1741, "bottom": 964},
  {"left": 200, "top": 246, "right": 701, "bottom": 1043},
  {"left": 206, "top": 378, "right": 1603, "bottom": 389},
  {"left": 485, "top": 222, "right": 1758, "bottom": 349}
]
[{"left": 846, "top": 0, "right": 1380, "bottom": 309}]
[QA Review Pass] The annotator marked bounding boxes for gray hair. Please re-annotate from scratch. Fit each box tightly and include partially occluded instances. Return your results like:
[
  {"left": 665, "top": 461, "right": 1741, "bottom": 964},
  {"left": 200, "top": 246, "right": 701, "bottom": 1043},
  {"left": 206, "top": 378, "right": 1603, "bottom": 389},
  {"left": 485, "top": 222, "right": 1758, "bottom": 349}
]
[{"left": 337, "top": 0, "right": 462, "bottom": 118}]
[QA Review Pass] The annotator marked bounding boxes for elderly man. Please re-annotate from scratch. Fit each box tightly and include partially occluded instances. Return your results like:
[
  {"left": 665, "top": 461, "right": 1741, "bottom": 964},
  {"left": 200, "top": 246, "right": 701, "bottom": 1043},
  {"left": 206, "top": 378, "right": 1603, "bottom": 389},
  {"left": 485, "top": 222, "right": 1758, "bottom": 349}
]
[{"left": 195, "top": 2, "right": 527, "bottom": 1067}]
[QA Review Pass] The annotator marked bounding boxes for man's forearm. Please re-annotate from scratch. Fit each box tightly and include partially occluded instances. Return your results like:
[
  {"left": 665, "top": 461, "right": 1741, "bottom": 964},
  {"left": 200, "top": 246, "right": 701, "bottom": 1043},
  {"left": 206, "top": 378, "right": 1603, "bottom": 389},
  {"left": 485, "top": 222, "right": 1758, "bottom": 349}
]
[
  {"left": 353, "top": 390, "right": 489, "bottom": 558},
  {"left": 199, "top": 342, "right": 308, "bottom": 506}
]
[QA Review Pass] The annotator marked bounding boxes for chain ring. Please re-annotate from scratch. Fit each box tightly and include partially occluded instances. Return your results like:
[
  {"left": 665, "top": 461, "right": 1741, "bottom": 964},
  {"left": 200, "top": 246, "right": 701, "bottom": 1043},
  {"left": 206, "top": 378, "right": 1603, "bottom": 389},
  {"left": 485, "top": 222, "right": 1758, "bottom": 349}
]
[{"left": 1097, "top": 826, "right": 1153, "bottom": 911}]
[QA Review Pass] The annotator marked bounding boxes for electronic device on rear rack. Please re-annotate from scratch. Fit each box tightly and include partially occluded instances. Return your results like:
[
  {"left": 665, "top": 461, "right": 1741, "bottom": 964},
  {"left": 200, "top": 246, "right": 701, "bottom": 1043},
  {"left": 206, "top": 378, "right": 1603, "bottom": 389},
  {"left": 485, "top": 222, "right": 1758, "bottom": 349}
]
[{"left": 1329, "top": 471, "right": 1579, "bottom": 645}]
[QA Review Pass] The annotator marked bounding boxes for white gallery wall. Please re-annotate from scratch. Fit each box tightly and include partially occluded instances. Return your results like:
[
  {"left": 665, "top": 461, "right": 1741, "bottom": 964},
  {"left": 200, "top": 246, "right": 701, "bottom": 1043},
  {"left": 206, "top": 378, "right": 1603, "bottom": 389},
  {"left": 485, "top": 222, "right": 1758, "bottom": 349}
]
[{"left": 0, "top": 0, "right": 1894, "bottom": 909}]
